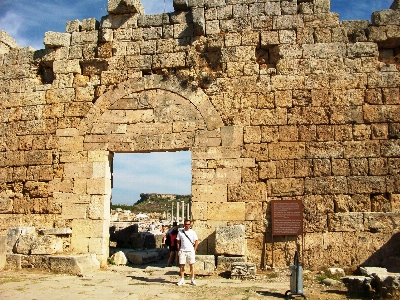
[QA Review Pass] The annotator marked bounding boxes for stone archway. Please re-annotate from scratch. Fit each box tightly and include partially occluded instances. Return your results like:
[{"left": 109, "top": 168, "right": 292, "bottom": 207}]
[{"left": 62, "top": 75, "right": 224, "bottom": 265}]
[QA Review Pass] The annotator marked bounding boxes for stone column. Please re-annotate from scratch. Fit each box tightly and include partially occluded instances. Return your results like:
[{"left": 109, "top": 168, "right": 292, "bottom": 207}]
[
  {"left": 176, "top": 202, "right": 179, "bottom": 224},
  {"left": 171, "top": 203, "right": 174, "bottom": 222},
  {"left": 187, "top": 200, "right": 190, "bottom": 220},
  {"left": 181, "top": 201, "right": 184, "bottom": 223}
]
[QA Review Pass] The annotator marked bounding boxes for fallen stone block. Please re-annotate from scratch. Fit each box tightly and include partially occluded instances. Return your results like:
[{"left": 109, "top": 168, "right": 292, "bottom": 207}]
[
  {"left": 7, "top": 227, "right": 35, "bottom": 253},
  {"left": 188, "top": 255, "right": 215, "bottom": 275},
  {"left": 126, "top": 250, "right": 159, "bottom": 264},
  {"left": 217, "top": 255, "right": 247, "bottom": 272},
  {"left": 231, "top": 262, "right": 256, "bottom": 280},
  {"left": 110, "top": 251, "right": 127, "bottom": 265},
  {"left": 215, "top": 225, "right": 245, "bottom": 256},
  {"left": 49, "top": 254, "right": 100, "bottom": 274},
  {"left": 129, "top": 232, "right": 156, "bottom": 249},
  {"left": 341, "top": 275, "right": 373, "bottom": 296}
]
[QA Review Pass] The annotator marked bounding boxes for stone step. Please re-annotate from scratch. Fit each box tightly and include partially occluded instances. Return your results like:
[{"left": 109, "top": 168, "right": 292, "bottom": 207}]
[{"left": 6, "top": 253, "right": 100, "bottom": 274}]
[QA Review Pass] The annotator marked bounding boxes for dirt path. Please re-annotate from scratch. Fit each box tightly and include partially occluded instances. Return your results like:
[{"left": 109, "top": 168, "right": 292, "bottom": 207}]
[{"left": 0, "top": 260, "right": 364, "bottom": 300}]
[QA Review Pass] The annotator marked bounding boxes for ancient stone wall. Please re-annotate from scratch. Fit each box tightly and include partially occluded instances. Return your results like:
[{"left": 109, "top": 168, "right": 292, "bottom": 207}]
[{"left": 0, "top": 0, "right": 399, "bottom": 270}]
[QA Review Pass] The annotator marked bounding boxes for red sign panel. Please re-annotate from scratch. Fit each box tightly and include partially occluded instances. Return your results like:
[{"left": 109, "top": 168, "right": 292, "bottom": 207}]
[{"left": 271, "top": 200, "right": 303, "bottom": 236}]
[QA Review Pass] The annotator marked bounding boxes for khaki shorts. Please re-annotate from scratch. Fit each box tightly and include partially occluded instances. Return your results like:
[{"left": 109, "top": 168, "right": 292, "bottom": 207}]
[{"left": 178, "top": 250, "right": 196, "bottom": 265}]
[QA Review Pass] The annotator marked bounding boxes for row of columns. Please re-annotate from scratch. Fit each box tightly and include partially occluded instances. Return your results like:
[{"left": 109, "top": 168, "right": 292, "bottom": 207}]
[{"left": 167, "top": 201, "right": 191, "bottom": 224}]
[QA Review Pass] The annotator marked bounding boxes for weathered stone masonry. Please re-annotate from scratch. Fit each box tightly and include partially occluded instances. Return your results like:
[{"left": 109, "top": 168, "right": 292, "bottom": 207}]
[{"left": 0, "top": 0, "right": 400, "bottom": 270}]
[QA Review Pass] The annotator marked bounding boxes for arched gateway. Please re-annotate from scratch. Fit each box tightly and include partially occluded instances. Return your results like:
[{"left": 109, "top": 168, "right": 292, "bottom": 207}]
[{"left": 68, "top": 75, "right": 225, "bottom": 266}]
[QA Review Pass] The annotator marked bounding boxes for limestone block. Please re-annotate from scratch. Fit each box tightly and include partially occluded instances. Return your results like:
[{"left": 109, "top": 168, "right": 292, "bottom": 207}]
[
  {"left": 269, "top": 142, "right": 305, "bottom": 160},
  {"left": 220, "top": 126, "right": 243, "bottom": 147},
  {"left": 245, "top": 202, "right": 262, "bottom": 220},
  {"left": 126, "top": 250, "right": 159, "bottom": 264},
  {"left": 343, "top": 141, "right": 380, "bottom": 158},
  {"left": 259, "top": 161, "right": 277, "bottom": 179},
  {"left": 242, "top": 143, "right": 269, "bottom": 161},
  {"left": 62, "top": 203, "right": 87, "bottom": 219},
  {"left": 44, "top": 32, "right": 71, "bottom": 48},
  {"left": 391, "top": 194, "right": 400, "bottom": 212},
  {"left": 368, "top": 72, "right": 400, "bottom": 88},
  {"left": 192, "top": 184, "right": 227, "bottom": 202},
  {"left": 192, "top": 7, "right": 205, "bottom": 35},
  {"left": 268, "top": 178, "right": 304, "bottom": 196},
  {"left": 273, "top": 15, "right": 304, "bottom": 30},
  {"left": 49, "top": 254, "right": 100, "bottom": 274},
  {"left": 48, "top": 178, "right": 73, "bottom": 193},
  {"left": 192, "top": 146, "right": 241, "bottom": 160},
  {"left": 66, "top": 20, "right": 81, "bottom": 33},
  {"left": 5, "top": 228, "right": 31, "bottom": 250},
  {"left": 328, "top": 213, "right": 364, "bottom": 232},
  {"left": 306, "top": 141, "right": 343, "bottom": 158},
  {"left": 13, "top": 235, "right": 36, "bottom": 254},
  {"left": 81, "top": 18, "right": 99, "bottom": 31},
  {"left": 53, "top": 59, "right": 81, "bottom": 74},
  {"left": 208, "top": 202, "right": 245, "bottom": 221},
  {"left": 251, "top": 108, "right": 287, "bottom": 126},
  {"left": 71, "top": 219, "right": 108, "bottom": 238},
  {"left": 0, "top": 190, "right": 13, "bottom": 213},
  {"left": 372, "top": 9, "right": 400, "bottom": 26},
  {"left": 215, "top": 168, "right": 241, "bottom": 184},
  {"left": 92, "top": 161, "right": 111, "bottom": 179},
  {"left": 64, "top": 162, "right": 93, "bottom": 179},
  {"left": 215, "top": 225, "right": 245, "bottom": 256},
  {"left": 39, "top": 228, "right": 72, "bottom": 235},
  {"left": 190, "top": 202, "right": 207, "bottom": 220},
  {"left": 173, "top": 0, "right": 189, "bottom": 11},
  {"left": 192, "top": 169, "right": 215, "bottom": 185},
  {"left": 108, "top": 0, "right": 144, "bottom": 15},
  {"left": 0, "top": 30, "right": 18, "bottom": 49},
  {"left": 228, "top": 182, "right": 267, "bottom": 202},
  {"left": 46, "top": 88, "right": 75, "bottom": 104},
  {"left": 30, "top": 235, "right": 63, "bottom": 255},
  {"left": 53, "top": 192, "right": 89, "bottom": 205},
  {"left": 364, "top": 212, "right": 400, "bottom": 233},
  {"left": 87, "top": 177, "right": 111, "bottom": 195},
  {"left": 217, "top": 255, "right": 246, "bottom": 271},
  {"left": 191, "top": 255, "right": 215, "bottom": 275},
  {"left": 305, "top": 176, "right": 347, "bottom": 194},
  {"left": 231, "top": 262, "right": 256, "bottom": 279},
  {"left": 347, "top": 42, "right": 378, "bottom": 58},
  {"left": 0, "top": 235, "right": 6, "bottom": 269},
  {"left": 88, "top": 195, "right": 110, "bottom": 220},
  {"left": 89, "top": 237, "right": 109, "bottom": 255},
  {"left": 244, "top": 126, "right": 261, "bottom": 143},
  {"left": 111, "top": 251, "right": 127, "bottom": 265}
]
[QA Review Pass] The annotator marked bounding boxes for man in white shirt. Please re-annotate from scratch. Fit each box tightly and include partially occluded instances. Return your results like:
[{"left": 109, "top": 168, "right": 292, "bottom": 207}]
[{"left": 176, "top": 219, "right": 198, "bottom": 286}]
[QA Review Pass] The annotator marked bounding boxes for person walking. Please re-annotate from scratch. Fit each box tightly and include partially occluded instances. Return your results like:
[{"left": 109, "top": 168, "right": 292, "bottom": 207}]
[
  {"left": 166, "top": 222, "right": 179, "bottom": 266},
  {"left": 176, "top": 219, "right": 198, "bottom": 286}
]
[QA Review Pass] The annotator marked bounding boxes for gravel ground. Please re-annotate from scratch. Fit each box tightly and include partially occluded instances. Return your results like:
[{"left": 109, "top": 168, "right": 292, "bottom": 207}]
[{"left": 0, "top": 259, "right": 370, "bottom": 300}]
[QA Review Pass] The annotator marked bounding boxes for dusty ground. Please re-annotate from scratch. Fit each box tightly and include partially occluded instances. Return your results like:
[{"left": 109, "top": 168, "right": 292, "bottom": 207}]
[{"left": 0, "top": 258, "right": 369, "bottom": 300}]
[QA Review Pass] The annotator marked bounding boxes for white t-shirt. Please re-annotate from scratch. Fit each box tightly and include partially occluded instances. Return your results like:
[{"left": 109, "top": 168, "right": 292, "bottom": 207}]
[{"left": 176, "top": 228, "right": 198, "bottom": 251}]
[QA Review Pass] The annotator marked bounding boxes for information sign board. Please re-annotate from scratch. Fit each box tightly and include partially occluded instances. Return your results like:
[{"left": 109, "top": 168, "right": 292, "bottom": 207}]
[{"left": 271, "top": 200, "right": 303, "bottom": 236}]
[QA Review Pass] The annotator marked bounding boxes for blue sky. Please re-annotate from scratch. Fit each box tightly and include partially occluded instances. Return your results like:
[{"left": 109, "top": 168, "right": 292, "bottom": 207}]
[{"left": 0, "top": 0, "right": 394, "bottom": 204}]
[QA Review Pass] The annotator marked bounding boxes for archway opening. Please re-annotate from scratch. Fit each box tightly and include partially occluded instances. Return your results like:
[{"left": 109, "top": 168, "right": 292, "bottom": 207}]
[{"left": 109, "top": 151, "right": 192, "bottom": 259}]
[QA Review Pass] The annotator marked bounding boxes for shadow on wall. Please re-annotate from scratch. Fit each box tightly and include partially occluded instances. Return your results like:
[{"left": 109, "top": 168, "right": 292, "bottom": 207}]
[
  {"left": 197, "top": 231, "right": 216, "bottom": 255},
  {"left": 361, "top": 232, "right": 400, "bottom": 272}
]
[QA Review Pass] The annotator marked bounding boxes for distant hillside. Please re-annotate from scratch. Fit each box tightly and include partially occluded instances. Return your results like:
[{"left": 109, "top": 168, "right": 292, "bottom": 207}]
[{"left": 111, "top": 193, "right": 191, "bottom": 213}]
